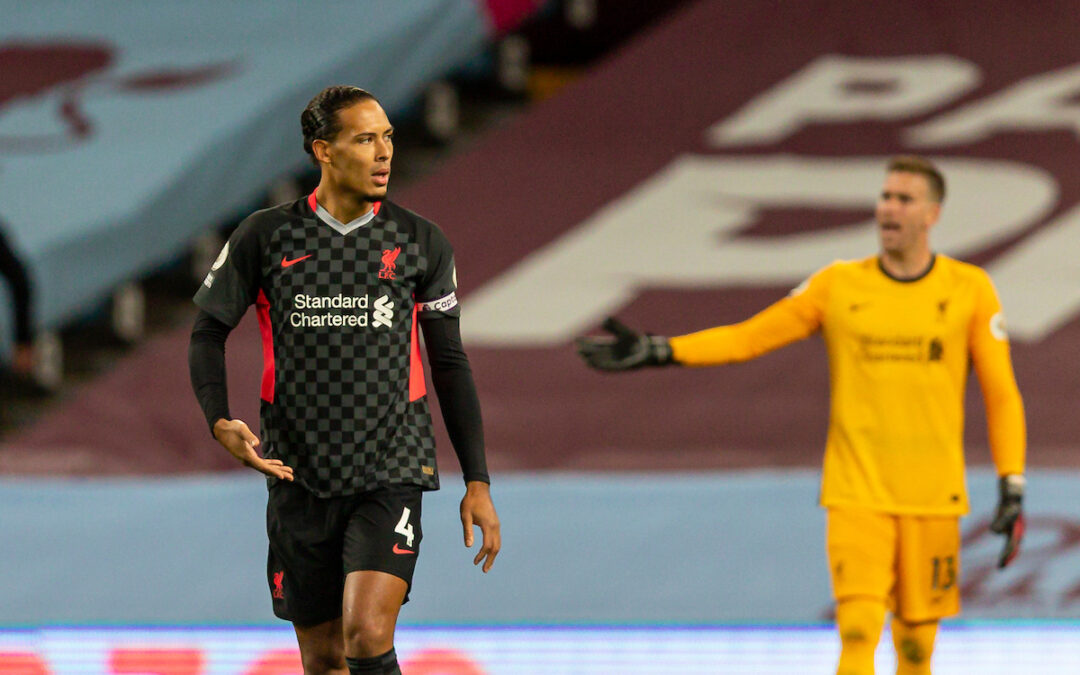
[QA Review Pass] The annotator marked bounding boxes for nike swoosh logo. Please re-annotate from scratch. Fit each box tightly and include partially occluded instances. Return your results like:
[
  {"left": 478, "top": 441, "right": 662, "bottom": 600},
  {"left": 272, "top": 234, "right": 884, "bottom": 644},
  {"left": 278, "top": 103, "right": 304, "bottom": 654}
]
[
  {"left": 392, "top": 543, "right": 415, "bottom": 555},
  {"left": 281, "top": 254, "right": 312, "bottom": 268}
]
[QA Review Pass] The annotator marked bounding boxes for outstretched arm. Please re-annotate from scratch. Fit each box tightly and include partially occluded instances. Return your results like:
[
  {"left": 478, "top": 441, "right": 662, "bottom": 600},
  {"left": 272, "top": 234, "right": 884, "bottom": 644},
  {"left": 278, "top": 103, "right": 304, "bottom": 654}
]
[
  {"left": 578, "top": 291, "right": 824, "bottom": 372},
  {"left": 668, "top": 294, "right": 823, "bottom": 366},
  {"left": 578, "top": 267, "right": 830, "bottom": 371}
]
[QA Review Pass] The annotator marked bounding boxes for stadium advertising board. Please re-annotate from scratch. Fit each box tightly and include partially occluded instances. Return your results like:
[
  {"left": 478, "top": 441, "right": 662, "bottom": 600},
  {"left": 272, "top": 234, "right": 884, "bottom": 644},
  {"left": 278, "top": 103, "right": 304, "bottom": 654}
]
[{"left": 3, "top": 625, "right": 1080, "bottom": 675}]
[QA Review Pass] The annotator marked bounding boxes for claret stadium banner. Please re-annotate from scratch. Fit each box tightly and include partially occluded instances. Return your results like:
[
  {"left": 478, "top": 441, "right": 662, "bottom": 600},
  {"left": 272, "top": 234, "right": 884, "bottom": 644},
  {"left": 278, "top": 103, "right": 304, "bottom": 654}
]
[
  {"left": 403, "top": 0, "right": 1080, "bottom": 471},
  {"left": 9, "top": 0, "right": 1078, "bottom": 483}
]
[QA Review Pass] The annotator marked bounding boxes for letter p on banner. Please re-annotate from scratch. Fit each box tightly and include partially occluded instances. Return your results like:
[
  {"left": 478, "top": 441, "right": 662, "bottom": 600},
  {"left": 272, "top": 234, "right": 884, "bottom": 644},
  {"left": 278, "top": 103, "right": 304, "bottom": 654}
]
[{"left": 708, "top": 54, "right": 979, "bottom": 146}]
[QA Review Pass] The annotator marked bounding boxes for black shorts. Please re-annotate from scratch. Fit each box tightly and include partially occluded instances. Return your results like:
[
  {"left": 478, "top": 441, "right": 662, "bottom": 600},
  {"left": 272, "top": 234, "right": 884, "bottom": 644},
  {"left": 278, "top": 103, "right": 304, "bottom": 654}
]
[{"left": 266, "top": 480, "right": 423, "bottom": 626}]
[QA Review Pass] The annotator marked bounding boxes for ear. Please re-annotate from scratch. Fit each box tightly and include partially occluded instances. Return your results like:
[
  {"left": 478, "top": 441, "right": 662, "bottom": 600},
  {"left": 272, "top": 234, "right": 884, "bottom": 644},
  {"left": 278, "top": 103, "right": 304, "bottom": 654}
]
[
  {"left": 924, "top": 202, "right": 942, "bottom": 228},
  {"left": 311, "top": 138, "right": 332, "bottom": 165}
]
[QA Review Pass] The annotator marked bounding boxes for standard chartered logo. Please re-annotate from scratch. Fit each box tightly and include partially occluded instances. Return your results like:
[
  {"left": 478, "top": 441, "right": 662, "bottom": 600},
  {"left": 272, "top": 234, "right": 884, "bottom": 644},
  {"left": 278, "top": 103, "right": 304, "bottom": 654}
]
[
  {"left": 289, "top": 293, "right": 394, "bottom": 329},
  {"left": 372, "top": 295, "right": 394, "bottom": 328}
]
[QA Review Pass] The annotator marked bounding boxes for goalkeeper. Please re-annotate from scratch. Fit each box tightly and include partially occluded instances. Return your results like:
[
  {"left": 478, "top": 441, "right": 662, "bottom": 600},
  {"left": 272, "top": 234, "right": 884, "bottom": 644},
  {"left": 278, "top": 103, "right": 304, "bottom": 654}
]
[{"left": 578, "top": 156, "right": 1026, "bottom": 675}]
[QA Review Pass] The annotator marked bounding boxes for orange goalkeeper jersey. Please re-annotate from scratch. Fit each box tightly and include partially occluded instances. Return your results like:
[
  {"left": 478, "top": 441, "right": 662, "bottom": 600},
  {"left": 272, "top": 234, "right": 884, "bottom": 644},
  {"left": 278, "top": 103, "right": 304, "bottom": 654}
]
[{"left": 669, "top": 255, "right": 1025, "bottom": 515}]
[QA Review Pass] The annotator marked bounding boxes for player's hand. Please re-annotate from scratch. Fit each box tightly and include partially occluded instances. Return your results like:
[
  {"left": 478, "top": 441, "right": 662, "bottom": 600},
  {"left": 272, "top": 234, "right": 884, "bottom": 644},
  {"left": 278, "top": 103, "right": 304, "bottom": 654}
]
[
  {"left": 213, "top": 418, "right": 294, "bottom": 481},
  {"left": 576, "top": 317, "right": 674, "bottom": 371},
  {"left": 460, "top": 481, "right": 500, "bottom": 573},
  {"left": 990, "top": 474, "right": 1025, "bottom": 569}
]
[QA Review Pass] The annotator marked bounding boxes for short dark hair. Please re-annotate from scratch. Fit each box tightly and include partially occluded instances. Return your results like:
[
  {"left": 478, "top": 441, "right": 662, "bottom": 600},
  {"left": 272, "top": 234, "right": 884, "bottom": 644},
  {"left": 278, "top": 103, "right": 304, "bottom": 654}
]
[
  {"left": 301, "top": 86, "right": 379, "bottom": 164},
  {"left": 887, "top": 155, "right": 945, "bottom": 202}
]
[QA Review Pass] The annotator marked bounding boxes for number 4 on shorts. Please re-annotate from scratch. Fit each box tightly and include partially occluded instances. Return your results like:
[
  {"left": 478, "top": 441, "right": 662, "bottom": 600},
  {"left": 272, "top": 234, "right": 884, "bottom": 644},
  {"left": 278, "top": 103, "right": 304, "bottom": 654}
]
[{"left": 395, "top": 506, "right": 415, "bottom": 547}]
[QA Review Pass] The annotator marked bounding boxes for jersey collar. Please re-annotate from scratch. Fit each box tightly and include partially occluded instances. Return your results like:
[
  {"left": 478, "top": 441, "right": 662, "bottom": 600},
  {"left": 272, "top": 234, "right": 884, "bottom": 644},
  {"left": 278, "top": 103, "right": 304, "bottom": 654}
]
[
  {"left": 306, "top": 190, "right": 382, "bottom": 235},
  {"left": 878, "top": 253, "right": 937, "bottom": 283}
]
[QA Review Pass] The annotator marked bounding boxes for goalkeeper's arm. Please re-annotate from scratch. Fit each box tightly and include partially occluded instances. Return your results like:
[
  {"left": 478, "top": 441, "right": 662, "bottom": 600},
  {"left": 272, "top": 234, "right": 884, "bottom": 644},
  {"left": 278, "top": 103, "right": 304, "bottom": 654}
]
[{"left": 576, "top": 296, "right": 821, "bottom": 372}]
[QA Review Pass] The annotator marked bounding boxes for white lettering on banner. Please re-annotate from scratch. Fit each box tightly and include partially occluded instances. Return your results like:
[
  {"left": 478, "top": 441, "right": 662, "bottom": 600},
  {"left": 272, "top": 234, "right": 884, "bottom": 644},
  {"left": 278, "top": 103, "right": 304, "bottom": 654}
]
[
  {"left": 708, "top": 55, "right": 980, "bottom": 147},
  {"left": 908, "top": 63, "right": 1080, "bottom": 147},
  {"left": 461, "top": 155, "right": 1056, "bottom": 346},
  {"left": 418, "top": 292, "right": 458, "bottom": 313},
  {"left": 372, "top": 295, "right": 394, "bottom": 328},
  {"left": 986, "top": 202, "right": 1080, "bottom": 341}
]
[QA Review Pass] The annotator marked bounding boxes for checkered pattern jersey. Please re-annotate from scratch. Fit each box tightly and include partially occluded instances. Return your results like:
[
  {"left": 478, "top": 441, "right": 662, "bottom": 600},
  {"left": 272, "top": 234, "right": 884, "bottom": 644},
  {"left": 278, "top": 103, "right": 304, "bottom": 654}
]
[{"left": 194, "top": 195, "right": 461, "bottom": 497}]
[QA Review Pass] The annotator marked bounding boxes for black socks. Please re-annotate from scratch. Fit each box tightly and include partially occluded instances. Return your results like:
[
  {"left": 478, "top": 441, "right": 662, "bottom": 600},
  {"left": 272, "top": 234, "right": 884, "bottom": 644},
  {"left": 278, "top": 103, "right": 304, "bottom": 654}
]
[{"left": 346, "top": 648, "right": 400, "bottom": 675}]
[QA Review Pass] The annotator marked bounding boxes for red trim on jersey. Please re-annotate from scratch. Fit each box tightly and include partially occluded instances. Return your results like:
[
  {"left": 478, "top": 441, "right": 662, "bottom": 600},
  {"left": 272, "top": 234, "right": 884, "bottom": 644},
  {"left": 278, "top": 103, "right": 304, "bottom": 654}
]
[
  {"left": 409, "top": 303, "right": 426, "bottom": 401},
  {"left": 307, "top": 190, "right": 382, "bottom": 216},
  {"left": 256, "top": 289, "right": 276, "bottom": 403}
]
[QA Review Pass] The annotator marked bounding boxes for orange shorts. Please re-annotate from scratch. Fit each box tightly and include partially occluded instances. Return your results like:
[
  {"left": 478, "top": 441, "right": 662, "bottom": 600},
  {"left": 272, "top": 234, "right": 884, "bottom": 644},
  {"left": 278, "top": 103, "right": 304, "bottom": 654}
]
[{"left": 826, "top": 507, "right": 961, "bottom": 622}]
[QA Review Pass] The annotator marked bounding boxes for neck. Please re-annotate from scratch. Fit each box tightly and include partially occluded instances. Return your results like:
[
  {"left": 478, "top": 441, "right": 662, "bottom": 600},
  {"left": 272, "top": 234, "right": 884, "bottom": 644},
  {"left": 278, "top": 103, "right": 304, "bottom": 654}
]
[
  {"left": 315, "top": 179, "right": 374, "bottom": 223},
  {"left": 880, "top": 247, "right": 933, "bottom": 280}
]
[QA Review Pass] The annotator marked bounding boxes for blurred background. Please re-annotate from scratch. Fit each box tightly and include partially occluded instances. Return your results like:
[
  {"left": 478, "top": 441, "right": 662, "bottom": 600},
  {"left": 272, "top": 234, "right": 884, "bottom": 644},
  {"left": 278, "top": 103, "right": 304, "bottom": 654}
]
[{"left": 2, "top": 0, "right": 1080, "bottom": 672}]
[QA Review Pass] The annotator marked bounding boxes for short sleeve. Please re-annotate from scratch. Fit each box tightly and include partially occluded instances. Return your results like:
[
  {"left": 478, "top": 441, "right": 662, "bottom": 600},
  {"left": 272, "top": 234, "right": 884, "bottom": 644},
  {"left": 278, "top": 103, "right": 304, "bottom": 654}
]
[
  {"left": 416, "top": 224, "right": 460, "bottom": 319},
  {"left": 193, "top": 218, "right": 263, "bottom": 327}
]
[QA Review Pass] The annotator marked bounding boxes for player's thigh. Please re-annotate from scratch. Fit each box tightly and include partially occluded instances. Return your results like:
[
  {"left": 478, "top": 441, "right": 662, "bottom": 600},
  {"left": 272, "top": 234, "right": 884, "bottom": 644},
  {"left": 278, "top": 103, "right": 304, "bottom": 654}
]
[
  {"left": 267, "top": 480, "right": 348, "bottom": 625},
  {"left": 826, "top": 507, "right": 898, "bottom": 602},
  {"left": 342, "top": 569, "right": 408, "bottom": 655},
  {"left": 342, "top": 484, "right": 423, "bottom": 601},
  {"left": 896, "top": 514, "right": 961, "bottom": 622}
]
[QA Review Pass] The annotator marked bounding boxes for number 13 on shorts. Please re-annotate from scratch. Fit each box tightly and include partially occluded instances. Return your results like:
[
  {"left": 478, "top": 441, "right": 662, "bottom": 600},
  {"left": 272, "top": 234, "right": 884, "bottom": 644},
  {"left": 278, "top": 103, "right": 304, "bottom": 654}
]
[{"left": 396, "top": 506, "right": 415, "bottom": 547}]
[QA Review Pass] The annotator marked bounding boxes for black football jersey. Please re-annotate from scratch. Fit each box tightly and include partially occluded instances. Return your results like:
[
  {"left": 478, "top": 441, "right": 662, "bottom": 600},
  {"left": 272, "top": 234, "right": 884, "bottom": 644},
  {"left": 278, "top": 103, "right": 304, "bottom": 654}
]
[{"left": 194, "top": 192, "right": 460, "bottom": 496}]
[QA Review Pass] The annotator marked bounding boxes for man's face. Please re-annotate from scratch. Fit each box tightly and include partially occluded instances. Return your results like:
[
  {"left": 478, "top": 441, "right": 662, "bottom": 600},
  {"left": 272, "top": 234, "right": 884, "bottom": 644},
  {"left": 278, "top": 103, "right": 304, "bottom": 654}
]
[
  {"left": 875, "top": 171, "right": 940, "bottom": 255},
  {"left": 319, "top": 98, "right": 393, "bottom": 201}
]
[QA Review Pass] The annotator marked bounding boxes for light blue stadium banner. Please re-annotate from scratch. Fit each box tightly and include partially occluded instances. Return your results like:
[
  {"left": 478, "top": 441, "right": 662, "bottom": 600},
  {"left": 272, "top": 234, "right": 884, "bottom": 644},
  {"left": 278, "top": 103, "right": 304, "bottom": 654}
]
[
  {"left": 2, "top": 468, "right": 1079, "bottom": 625},
  {"left": 0, "top": 0, "right": 492, "bottom": 350}
]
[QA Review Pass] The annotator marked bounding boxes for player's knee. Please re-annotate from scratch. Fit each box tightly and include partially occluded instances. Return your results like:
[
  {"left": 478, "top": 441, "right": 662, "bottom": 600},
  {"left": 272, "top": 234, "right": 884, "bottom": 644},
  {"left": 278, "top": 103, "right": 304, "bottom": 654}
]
[
  {"left": 836, "top": 598, "right": 885, "bottom": 646},
  {"left": 835, "top": 598, "right": 885, "bottom": 675},
  {"left": 893, "top": 619, "right": 936, "bottom": 675},
  {"left": 839, "top": 621, "right": 872, "bottom": 647},
  {"left": 897, "top": 636, "right": 928, "bottom": 665},
  {"left": 344, "top": 612, "right": 396, "bottom": 656}
]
